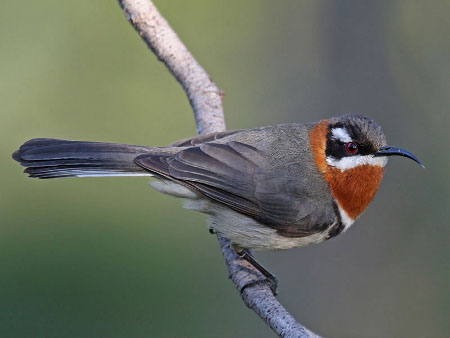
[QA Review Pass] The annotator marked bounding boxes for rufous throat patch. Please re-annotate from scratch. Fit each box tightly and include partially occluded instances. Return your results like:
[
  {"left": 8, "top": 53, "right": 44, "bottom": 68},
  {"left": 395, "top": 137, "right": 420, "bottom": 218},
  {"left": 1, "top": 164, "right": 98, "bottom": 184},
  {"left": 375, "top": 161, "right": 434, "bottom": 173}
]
[{"left": 309, "top": 119, "right": 384, "bottom": 220}]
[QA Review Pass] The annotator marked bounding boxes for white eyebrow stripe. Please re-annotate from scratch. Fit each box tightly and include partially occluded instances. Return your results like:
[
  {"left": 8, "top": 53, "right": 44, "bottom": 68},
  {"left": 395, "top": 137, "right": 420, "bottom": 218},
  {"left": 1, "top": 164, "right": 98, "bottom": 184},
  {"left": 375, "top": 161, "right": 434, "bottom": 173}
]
[
  {"left": 326, "top": 155, "right": 388, "bottom": 170},
  {"left": 331, "top": 127, "right": 352, "bottom": 143}
]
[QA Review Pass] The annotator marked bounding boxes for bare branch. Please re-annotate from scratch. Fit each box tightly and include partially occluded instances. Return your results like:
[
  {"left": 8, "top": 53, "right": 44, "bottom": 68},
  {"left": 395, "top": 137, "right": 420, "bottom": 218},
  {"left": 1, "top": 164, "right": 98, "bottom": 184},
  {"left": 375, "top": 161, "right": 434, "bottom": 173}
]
[
  {"left": 218, "top": 235, "right": 321, "bottom": 338},
  {"left": 118, "top": 1, "right": 321, "bottom": 336},
  {"left": 118, "top": 0, "right": 225, "bottom": 135}
]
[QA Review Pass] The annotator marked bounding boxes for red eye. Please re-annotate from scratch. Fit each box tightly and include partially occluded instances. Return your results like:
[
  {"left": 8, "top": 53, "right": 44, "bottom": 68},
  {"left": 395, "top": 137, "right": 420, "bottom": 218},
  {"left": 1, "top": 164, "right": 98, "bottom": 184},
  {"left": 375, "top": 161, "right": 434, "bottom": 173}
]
[{"left": 347, "top": 142, "right": 357, "bottom": 153}]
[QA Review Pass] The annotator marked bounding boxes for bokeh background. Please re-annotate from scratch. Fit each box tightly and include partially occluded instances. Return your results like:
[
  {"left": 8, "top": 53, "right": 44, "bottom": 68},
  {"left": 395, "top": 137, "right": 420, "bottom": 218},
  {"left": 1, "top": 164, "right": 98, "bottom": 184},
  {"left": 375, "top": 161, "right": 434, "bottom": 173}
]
[{"left": 1, "top": 1, "right": 449, "bottom": 337}]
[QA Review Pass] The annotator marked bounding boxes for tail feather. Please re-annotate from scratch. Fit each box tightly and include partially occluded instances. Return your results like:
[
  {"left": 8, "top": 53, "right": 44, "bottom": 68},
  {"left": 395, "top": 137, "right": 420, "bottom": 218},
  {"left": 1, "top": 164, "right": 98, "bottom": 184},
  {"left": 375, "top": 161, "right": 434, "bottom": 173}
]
[{"left": 13, "top": 138, "right": 154, "bottom": 179}]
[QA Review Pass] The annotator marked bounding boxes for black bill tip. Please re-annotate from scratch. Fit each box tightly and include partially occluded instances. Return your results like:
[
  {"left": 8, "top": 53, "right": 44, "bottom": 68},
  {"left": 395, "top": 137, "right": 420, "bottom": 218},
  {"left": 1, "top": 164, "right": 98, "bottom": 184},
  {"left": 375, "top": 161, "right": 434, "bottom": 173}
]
[{"left": 374, "top": 146, "right": 424, "bottom": 168}]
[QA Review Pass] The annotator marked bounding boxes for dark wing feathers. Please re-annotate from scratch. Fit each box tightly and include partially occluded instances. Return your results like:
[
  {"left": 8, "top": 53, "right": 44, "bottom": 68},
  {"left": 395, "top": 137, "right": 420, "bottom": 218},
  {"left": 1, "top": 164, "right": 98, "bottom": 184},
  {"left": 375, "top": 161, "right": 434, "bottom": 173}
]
[
  {"left": 135, "top": 142, "right": 264, "bottom": 216},
  {"left": 192, "top": 182, "right": 262, "bottom": 217},
  {"left": 135, "top": 141, "right": 327, "bottom": 235},
  {"left": 170, "top": 130, "right": 242, "bottom": 147},
  {"left": 169, "top": 143, "right": 262, "bottom": 197}
]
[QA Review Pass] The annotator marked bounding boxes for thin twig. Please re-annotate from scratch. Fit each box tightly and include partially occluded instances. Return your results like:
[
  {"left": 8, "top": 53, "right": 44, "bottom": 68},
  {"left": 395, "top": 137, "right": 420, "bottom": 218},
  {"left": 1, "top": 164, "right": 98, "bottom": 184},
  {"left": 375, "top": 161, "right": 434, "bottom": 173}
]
[
  {"left": 118, "top": 0, "right": 225, "bottom": 135},
  {"left": 117, "top": 1, "right": 320, "bottom": 337}
]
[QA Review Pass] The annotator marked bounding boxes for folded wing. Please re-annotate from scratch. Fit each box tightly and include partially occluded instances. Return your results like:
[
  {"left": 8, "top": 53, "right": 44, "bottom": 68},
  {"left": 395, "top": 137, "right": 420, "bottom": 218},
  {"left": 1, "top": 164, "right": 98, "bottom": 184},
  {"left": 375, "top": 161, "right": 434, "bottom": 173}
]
[{"left": 135, "top": 141, "right": 333, "bottom": 236}]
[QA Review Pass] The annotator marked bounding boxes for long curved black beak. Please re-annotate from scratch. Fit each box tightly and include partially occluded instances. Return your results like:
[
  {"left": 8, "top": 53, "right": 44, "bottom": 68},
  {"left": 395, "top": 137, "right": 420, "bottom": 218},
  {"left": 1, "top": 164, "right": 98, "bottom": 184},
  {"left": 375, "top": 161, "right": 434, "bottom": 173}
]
[{"left": 374, "top": 146, "right": 424, "bottom": 167}]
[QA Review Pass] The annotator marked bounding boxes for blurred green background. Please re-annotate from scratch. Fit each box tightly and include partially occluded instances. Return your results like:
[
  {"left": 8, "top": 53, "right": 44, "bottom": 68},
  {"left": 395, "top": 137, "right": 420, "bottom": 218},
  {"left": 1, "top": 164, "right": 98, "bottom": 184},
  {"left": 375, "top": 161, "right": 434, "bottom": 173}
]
[{"left": 1, "top": 1, "right": 449, "bottom": 337}]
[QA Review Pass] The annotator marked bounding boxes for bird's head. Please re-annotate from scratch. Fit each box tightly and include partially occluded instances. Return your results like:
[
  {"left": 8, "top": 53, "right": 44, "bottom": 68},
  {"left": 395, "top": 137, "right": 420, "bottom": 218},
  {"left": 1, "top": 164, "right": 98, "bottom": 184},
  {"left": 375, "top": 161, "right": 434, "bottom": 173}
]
[{"left": 310, "top": 114, "right": 422, "bottom": 229}]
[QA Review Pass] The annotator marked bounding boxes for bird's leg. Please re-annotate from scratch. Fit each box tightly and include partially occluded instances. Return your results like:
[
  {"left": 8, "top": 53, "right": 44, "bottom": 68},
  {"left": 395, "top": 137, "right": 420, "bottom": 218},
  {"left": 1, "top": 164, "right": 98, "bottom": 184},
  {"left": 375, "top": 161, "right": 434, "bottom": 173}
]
[{"left": 234, "top": 246, "right": 278, "bottom": 296}]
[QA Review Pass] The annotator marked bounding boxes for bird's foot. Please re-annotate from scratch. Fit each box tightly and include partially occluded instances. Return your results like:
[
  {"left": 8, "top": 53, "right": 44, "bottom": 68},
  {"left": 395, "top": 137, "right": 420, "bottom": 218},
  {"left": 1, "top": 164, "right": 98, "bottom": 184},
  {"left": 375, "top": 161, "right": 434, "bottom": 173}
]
[{"left": 236, "top": 248, "right": 278, "bottom": 296}]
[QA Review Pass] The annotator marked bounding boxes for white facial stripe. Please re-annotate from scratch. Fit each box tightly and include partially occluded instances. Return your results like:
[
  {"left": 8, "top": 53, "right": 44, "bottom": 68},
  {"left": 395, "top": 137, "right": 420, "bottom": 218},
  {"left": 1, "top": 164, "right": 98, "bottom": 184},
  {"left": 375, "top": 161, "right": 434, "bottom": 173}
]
[
  {"left": 336, "top": 203, "right": 355, "bottom": 231},
  {"left": 326, "top": 155, "right": 388, "bottom": 170},
  {"left": 331, "top": 127, "right": 352, "bottom": 143}
]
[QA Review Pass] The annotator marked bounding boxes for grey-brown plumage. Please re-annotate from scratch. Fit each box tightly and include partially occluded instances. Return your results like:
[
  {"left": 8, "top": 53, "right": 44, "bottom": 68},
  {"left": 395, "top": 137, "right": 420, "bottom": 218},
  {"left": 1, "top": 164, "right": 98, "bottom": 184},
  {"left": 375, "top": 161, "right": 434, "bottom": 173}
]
[
  {"left": 14, "top": 115, "right": 421, "bottom": 251},
  {"left": 141, "top": 131, "right": 336, "bottom": 235},
  {"left": 13, "top": 123, "right": 338, "bottom": 249}
]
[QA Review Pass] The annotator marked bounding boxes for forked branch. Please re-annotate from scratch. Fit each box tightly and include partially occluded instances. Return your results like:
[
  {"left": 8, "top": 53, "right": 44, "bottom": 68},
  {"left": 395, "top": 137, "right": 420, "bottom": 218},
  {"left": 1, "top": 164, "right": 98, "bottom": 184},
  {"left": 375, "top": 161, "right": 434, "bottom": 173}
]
[{"left": 117, "top": 1, "right": 320, "bottom": 337}]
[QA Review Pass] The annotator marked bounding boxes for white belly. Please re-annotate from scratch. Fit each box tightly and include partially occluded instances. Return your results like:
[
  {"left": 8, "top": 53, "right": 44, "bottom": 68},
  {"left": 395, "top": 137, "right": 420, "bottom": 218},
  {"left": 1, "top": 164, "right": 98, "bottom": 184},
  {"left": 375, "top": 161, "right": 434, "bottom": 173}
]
[
  {"left": 149, "top": 179, "right": 331, "bottom": 251},
  {"left": 184, "top": 197, "right": 332, "bottom": 251}
]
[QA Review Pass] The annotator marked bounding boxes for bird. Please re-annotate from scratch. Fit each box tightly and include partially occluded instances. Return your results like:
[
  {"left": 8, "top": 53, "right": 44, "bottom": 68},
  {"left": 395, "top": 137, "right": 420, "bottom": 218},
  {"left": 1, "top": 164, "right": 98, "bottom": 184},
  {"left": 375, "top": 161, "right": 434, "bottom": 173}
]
[{"left": 12, "top": 114, "right": 422, "bottom": 292}]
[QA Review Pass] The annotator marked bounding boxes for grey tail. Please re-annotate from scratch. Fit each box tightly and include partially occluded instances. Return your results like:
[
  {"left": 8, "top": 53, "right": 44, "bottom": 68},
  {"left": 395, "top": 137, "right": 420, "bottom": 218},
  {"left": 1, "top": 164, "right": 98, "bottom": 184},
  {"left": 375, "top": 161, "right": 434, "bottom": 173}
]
[{"left": 12, "top": 138, "right": 154, "bottom": 179}]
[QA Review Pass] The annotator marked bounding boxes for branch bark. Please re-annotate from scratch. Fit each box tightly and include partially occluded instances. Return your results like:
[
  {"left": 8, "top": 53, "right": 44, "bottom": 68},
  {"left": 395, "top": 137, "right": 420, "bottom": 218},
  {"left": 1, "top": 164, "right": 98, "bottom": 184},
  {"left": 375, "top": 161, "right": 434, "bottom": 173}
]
[
  {"left": 118, "top": 0, "right": 225, "bottom": 135},
  {"left": 118, "top": 1, "right": 321, "bottom": 337}
]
